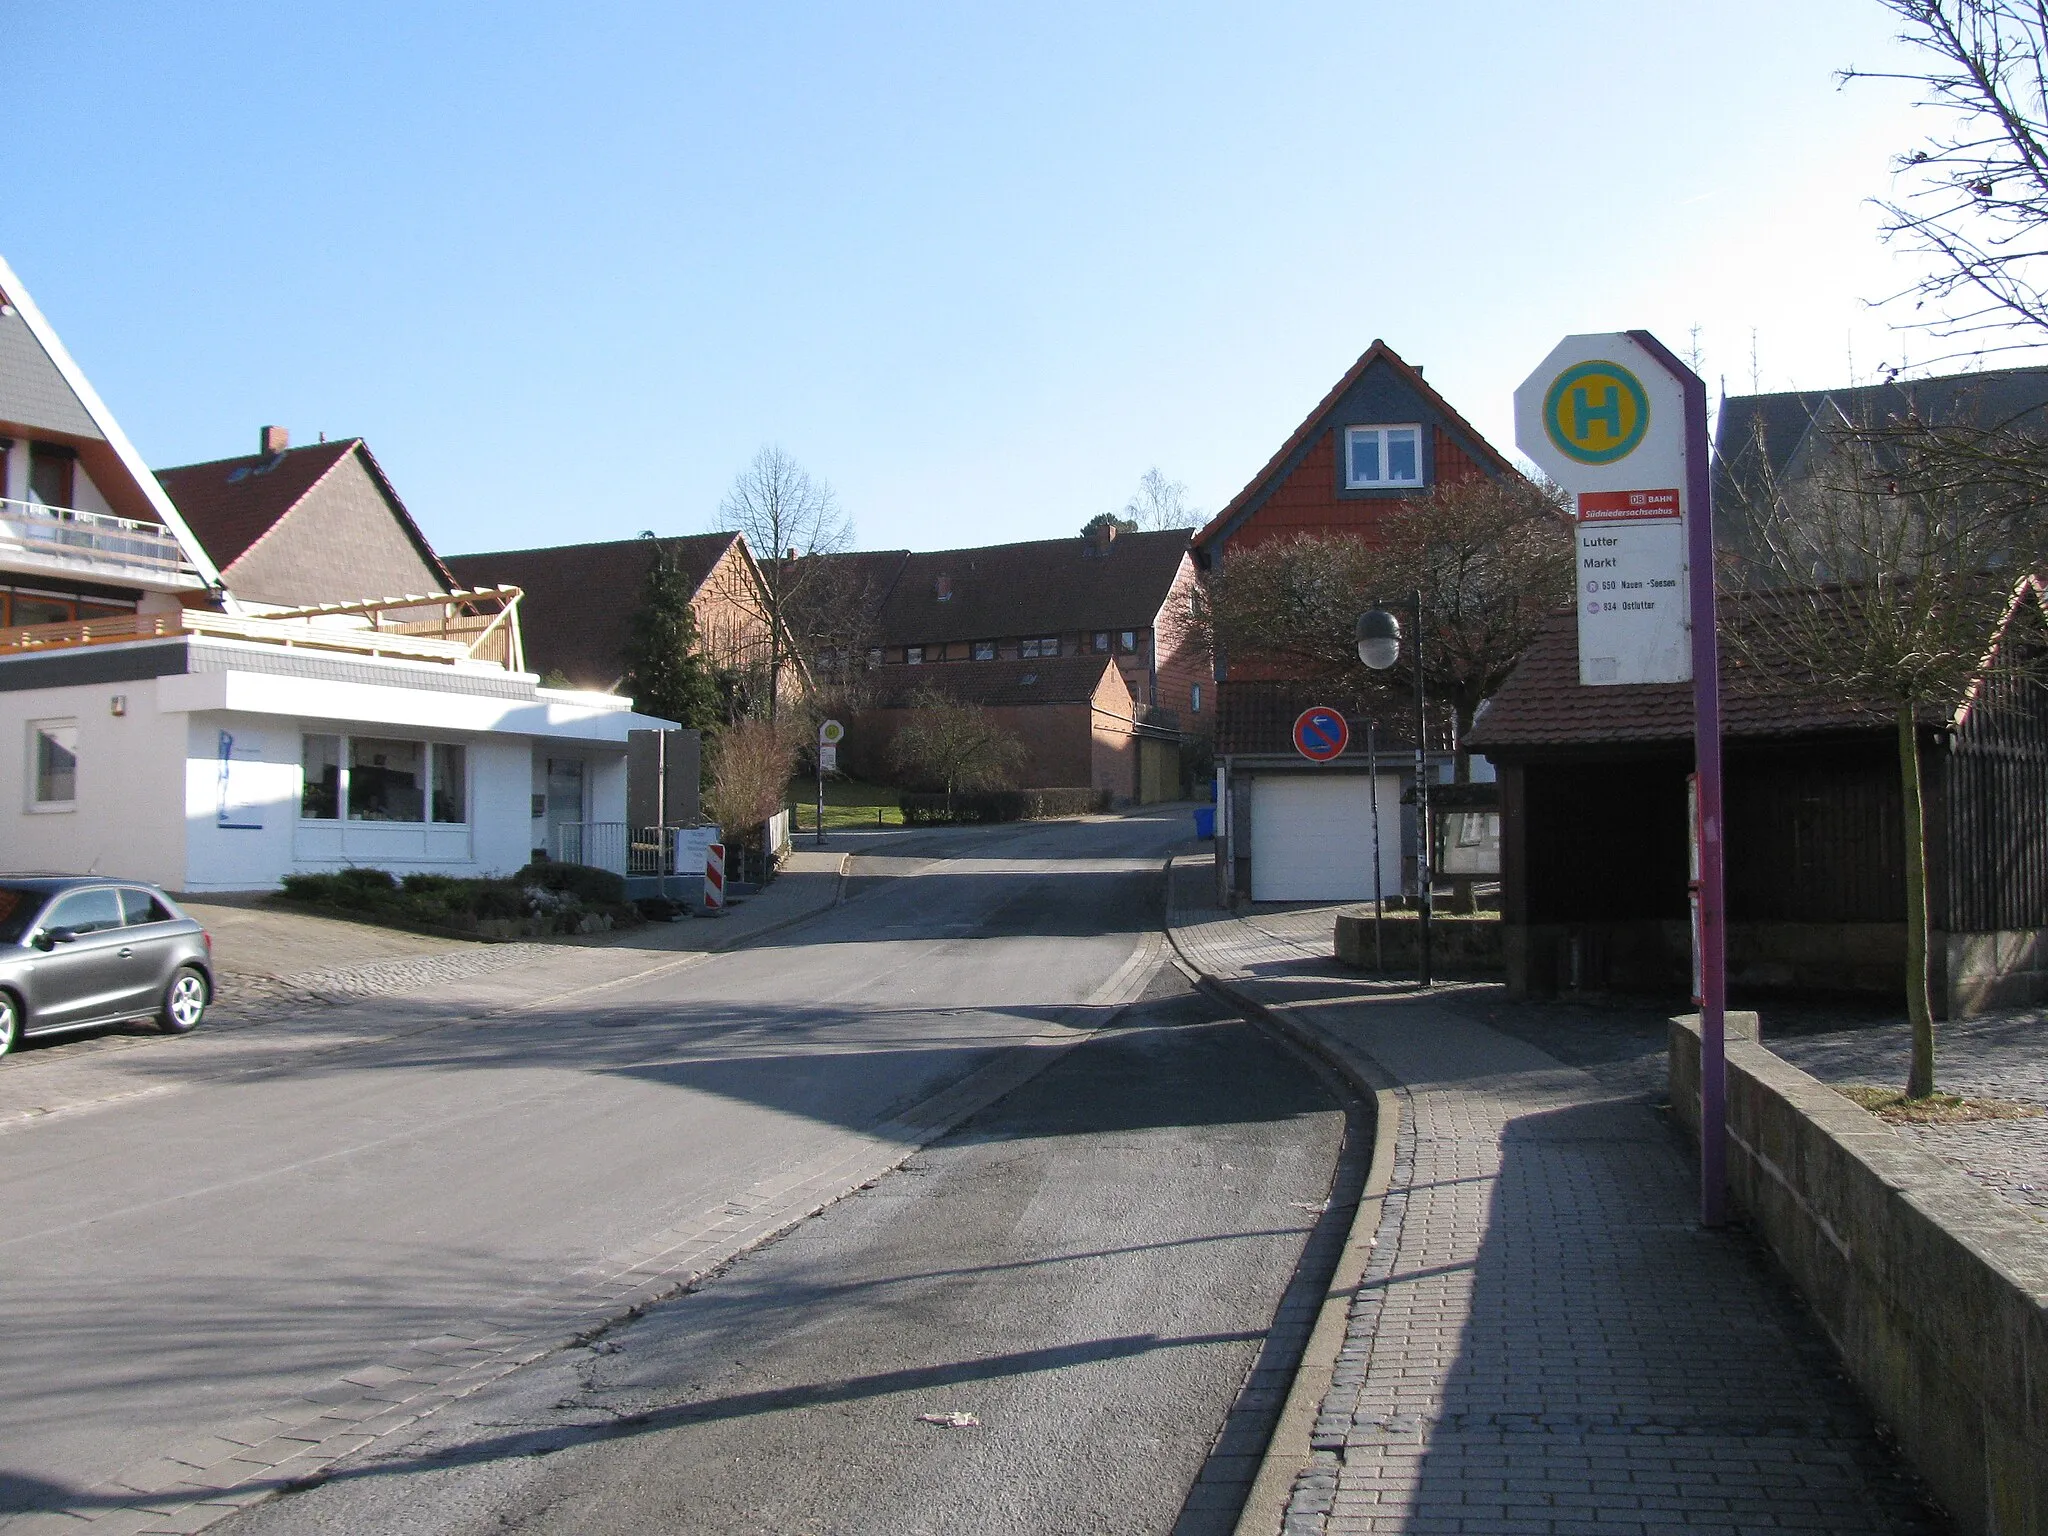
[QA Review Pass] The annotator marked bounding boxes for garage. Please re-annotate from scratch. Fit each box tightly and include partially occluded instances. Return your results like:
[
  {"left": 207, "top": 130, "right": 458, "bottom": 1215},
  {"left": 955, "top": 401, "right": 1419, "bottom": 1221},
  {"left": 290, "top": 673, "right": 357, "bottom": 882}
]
[{"left": 1249, "top": 772, "right": 1402, "bottom": 902}]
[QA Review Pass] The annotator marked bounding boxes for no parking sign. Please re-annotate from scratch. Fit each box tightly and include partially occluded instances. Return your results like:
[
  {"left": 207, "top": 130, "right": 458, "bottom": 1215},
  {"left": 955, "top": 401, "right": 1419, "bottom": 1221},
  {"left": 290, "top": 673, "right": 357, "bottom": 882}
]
[{"left": 1291, "top": 707, "right": 1349, "bottom": 763}]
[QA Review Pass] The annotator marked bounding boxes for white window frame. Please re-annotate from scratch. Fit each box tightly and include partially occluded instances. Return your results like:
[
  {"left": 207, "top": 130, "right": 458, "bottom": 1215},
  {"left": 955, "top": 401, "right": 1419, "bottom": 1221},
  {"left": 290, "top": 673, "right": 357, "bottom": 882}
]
[
  {"left": 298, "top": 732, "right": 471, "bottom": 826},
  {"left": 1343, "top": 424, "right": 1425, "bottom": 490},
  {"left": 27, "top": 718, "right": 77, "bottom": 812}
]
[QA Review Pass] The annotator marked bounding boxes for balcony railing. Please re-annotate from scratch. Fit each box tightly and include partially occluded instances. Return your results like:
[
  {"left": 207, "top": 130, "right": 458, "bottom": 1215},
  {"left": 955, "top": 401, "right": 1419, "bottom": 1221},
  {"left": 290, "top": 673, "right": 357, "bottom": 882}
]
[
  {"left": 0, "top": 606, "right": 501, "bottom": 668},
  {"left": 0, "top": 498, "right": 200, "bottom": 582}
]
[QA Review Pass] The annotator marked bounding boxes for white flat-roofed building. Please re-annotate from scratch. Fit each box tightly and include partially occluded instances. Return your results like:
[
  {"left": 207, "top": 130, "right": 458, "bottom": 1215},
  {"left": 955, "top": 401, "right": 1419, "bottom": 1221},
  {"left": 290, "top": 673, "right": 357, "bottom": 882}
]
[{"left": 0, "top": 256, "right": 673, "bottom": 891}]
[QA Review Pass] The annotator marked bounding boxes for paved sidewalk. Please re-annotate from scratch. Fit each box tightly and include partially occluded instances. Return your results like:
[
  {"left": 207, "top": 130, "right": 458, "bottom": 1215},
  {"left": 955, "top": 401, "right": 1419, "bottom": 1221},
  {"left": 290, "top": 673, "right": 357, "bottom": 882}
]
[
  {"left": 1166, "top": 860, "right": 1941, "bottom": 1535},
  {"left": 0, "top": 849, "right": 851, "bottom": 1128}
]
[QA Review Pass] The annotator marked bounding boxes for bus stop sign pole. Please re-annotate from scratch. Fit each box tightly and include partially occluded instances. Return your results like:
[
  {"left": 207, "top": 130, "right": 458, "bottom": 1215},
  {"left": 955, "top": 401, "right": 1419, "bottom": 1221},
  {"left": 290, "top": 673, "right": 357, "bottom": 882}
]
[
  {"left": 1630, "top": 328, "right": 1727, "bottom": 1228},
  {"left": 1515, "top": 330, "right": 1728, "bottom": 1228}
]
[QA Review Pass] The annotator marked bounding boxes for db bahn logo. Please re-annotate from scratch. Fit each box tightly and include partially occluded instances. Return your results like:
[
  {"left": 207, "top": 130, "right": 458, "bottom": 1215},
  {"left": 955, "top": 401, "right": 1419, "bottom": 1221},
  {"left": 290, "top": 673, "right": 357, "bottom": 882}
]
[{"left": 1542, "top": 359, "right": 1650, "bottom": 465}]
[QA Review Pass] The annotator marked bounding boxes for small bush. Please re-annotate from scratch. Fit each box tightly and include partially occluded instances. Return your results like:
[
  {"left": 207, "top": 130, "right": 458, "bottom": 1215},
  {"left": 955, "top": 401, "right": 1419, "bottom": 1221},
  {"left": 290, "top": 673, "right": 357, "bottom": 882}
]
[{"left": 514, "top": 861, "right": 628, "bottom": 906}]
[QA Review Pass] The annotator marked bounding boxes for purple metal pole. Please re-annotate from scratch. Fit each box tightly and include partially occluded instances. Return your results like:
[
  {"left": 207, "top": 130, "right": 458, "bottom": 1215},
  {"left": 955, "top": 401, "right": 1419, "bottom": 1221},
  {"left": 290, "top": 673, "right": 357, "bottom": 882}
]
[{"left": 1630, "top": 330, "right": 1727, "bottom": 1228}]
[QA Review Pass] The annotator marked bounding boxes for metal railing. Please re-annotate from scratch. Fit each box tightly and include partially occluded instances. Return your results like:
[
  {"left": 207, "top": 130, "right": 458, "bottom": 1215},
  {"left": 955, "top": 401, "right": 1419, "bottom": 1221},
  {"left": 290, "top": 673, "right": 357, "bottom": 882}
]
[
  {"left": 0, "top": 498, "right": 198, "bottom": 579},
  {"left": 555, "top": 823, "right": 719, "bottom": 878},
  {"left": 0, "top": 606, "right": 500, "bottom": 667}
]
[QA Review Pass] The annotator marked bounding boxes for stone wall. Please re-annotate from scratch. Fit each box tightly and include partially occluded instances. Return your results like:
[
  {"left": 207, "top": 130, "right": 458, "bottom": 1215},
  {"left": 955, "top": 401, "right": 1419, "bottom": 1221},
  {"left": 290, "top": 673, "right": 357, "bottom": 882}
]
[
  {"left": 1669, "top": 1017, "right": 2048, "bottom": 1536},
  {"left": 1333, "top": 910, "right": 1502, "bottom": 974}
]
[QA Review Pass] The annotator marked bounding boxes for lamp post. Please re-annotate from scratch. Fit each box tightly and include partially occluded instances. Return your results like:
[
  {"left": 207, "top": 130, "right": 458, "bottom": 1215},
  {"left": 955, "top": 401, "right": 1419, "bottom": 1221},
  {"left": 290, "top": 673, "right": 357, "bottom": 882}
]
[{"left": 1357, "top": 594, "right": 1431, "bottom": 987}]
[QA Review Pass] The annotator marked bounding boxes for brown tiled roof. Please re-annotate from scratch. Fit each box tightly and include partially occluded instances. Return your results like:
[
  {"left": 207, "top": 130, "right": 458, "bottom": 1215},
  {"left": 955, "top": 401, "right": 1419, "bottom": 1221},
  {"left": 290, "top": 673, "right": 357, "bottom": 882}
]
[
  {"left": 1216, "top": 680, "right": 1415, "bottom": 757},
  {"left": 1192, "top": 339, "right": 1517, "bottom": 551},
  {"left": 864, "top": 530, "right": 1190, "bottom": 647},
  {"left": 864, "top": 655, "right": 1120, "bottom": 709},
  {"left": 156, "top": 438, "right": 455, "bottom": 590},
  {"left": 1466, "top": 608, "right": 1903, "bottom": 752},
  {"left": 156, "top": 440, "right": 359, "bottom": 568},
  {"left": 446, "top": 533, "right": 740, "bottom": 690}
]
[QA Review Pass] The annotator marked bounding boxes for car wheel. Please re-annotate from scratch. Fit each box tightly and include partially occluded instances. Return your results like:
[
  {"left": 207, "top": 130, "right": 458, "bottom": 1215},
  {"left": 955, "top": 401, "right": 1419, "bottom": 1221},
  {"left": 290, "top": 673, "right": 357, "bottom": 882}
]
[
  {"left": 158, "top": 967, "right": 208, "bottom": 1035},
  {"left": 0, "top": 993, "right": 17, "bottom": 1057}
]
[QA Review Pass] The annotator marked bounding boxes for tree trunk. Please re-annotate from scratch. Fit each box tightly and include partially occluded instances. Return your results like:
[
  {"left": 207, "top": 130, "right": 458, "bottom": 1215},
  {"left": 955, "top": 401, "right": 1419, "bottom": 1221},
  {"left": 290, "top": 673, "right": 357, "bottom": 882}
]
[{"left": 1899, "top": 704, "right": 1937, "bottom": 1098}]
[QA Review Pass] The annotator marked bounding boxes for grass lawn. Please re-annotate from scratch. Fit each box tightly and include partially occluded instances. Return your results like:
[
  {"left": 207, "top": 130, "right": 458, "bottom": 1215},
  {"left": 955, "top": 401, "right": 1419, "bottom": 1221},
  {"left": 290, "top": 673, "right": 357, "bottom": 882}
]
[{"left": 786, "top": 775, "right": 906, "bottom": 829}]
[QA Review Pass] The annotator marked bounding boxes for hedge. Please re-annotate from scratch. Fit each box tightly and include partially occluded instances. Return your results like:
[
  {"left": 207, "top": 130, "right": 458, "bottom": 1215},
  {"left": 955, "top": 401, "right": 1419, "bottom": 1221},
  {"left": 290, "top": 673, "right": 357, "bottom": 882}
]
[
  {"left": 278, "top": 863, "right": 639, "bottom": 937},
  {"left": 898, "top": 788, "right": 1111, "bottom": 825}
]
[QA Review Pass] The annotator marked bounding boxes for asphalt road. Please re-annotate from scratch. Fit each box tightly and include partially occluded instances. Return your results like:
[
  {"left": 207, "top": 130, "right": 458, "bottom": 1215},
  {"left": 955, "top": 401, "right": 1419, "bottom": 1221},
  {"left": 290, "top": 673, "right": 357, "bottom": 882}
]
[
  {"left": 0, "top": 810, "right": 1344, "bottom": 1534},
  {"left": 213, "top": 973, "right": 1345, "bottom": 1536}
]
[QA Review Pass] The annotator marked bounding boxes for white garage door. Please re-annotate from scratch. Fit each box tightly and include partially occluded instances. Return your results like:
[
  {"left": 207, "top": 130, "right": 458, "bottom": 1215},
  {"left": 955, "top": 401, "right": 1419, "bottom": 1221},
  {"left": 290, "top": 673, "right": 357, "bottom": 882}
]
[{"left": 1250, "top": 773, "right": 1402, "bottom": 902}]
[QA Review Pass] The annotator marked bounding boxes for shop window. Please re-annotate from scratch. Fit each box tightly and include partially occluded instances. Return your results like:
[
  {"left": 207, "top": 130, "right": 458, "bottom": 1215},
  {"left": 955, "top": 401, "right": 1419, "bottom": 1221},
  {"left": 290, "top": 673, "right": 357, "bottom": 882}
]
[
  {"left": 432, "top": 744, "right": 468, "bottom": 823},
  {"left": 301, "top": 735, "right": 341, "bottom": 819},
  {"left": 303, "top": 734, "right": 468, "bottom": 824},
  {"left": 349, "top": 737, "right": 425, "bottom": 822},
  {"left": 31, "top": 720, "right": 77, "bottom": 807}
]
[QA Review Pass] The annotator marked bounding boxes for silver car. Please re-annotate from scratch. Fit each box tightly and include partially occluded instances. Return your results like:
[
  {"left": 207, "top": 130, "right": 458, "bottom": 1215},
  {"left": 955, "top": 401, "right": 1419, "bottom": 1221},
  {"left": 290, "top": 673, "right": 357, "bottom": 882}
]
[{"left": 0, "top": 877, "right": 215, "bottom": 1055}]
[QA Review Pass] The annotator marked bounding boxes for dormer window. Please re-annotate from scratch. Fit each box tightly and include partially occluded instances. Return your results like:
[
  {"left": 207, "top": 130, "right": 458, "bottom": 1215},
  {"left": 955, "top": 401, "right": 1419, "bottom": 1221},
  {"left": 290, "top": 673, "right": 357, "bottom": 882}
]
[{"left": 1344, "top": 425, "right": 1422, "bottom": 490}]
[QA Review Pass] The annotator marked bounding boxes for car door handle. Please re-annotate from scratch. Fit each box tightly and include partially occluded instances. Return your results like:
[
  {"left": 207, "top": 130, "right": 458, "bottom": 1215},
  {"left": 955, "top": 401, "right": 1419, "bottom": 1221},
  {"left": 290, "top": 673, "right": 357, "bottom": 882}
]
[{"left": 118, "top": 947, "right": 133, "bottom": 959}]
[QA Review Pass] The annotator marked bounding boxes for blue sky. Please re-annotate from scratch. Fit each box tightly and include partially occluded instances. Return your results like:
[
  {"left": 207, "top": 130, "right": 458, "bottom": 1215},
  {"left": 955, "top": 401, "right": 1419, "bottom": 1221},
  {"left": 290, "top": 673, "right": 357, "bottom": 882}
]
[{"left": 14, "top": 2, "right": 1955, "bottom": 556}]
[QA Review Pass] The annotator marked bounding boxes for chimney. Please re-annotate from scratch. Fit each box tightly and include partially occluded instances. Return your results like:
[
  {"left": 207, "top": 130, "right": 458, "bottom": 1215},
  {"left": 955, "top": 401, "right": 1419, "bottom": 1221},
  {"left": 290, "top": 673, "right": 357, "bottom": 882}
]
[
  {"left": 786, "top": 546, "right": 798, "bottom": 561},
  {"left": 1090, "top": 520, "right": 1118, "bottom": 554},
  {"left": 260, "top": 425, "right": 290, "bottom": 457}
]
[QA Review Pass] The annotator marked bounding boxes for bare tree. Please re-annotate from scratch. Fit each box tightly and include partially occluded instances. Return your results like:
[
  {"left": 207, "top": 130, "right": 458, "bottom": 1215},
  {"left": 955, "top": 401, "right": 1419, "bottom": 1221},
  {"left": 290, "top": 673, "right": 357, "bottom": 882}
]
[
  {"left": 716, "top": 446, "right": 854, "bottom": 721},
  {"left": 703, "top": 717, "right": 803, "bottom": 875},
  {"left": 1725, "top": 410, "right": 2048, "bottom": 1096},
  {"left": 1201, "top": 477, "right": 1574, "bottom": 774},
  {"left": 1847, "top": 0, "right": 2048, "bottom": 358},
  {"left": 1123, "top": 468, "right": 1203, "bottom": 531},
  {"left": 888, "top": 686, "right": 1027, "bottom": 815}
]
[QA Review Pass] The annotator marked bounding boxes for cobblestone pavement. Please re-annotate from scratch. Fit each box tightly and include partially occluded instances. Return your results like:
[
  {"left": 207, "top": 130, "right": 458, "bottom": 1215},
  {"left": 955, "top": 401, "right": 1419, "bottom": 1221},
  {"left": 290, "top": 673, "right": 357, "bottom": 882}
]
[
  {"left": 1167, "top": 860, "right": 1943, "bottom": 1536},
  {"left": 1765, "top": 1010, "right": 2048, "bottom": 1217}
]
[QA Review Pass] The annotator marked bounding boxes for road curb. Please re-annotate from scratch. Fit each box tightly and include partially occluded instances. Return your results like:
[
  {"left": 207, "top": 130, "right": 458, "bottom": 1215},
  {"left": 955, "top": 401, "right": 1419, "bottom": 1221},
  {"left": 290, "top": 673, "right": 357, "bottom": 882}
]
[{"left": 1160, "top": 855, "right": 1406, "bottom": 1536}]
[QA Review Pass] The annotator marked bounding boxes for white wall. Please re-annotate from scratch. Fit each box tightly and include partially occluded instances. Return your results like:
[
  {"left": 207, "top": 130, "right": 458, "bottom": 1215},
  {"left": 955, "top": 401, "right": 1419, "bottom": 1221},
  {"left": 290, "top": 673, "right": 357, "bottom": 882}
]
[
  {"left": 0, "top": 676, "right": 186, "bottom": 887},
  {"left": 182, "top": 715, "right": 560, "bottom": 890}
]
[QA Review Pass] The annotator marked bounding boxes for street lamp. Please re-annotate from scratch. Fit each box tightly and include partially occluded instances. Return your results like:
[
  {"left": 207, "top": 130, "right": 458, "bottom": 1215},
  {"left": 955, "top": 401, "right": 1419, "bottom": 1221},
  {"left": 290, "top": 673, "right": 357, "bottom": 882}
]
[{"left": 1357, "top": 594, "right": 1432, "bottom": 987}]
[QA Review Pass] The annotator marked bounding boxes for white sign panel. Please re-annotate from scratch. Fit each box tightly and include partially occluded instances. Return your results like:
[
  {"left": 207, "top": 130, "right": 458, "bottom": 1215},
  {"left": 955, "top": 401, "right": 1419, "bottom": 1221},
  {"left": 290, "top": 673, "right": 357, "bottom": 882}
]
[
  {"left": 1514, "top": 334, "right": 1693, "bottom": 686},
  {"left": 818, "top": 743, "right": 838, "bottom": 772}
]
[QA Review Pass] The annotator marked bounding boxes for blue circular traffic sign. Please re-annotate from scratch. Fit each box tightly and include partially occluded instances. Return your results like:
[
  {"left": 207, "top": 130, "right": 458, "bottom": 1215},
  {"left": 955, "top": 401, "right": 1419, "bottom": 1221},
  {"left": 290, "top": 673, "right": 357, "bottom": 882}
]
[{"left": 1292, "top": 707, "right": 1350, "bottom": 763}]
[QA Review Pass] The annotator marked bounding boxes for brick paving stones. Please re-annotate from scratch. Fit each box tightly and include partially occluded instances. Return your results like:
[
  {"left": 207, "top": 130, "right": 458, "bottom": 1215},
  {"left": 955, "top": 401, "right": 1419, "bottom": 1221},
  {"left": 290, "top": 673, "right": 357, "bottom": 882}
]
[
  {"left": 1167, "top": 863, "right": 1943, "bottom": 1535},
  {"left": 1768, "top": 1012, "right": 2048, "bottom": 1217}
]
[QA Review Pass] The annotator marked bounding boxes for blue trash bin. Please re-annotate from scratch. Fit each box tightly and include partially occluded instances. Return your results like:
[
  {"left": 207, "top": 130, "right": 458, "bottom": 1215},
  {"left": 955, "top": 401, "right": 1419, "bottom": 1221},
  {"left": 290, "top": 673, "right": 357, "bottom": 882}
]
[{"left": 1192, "top": 806, "right": 1216, "bottom": 840}]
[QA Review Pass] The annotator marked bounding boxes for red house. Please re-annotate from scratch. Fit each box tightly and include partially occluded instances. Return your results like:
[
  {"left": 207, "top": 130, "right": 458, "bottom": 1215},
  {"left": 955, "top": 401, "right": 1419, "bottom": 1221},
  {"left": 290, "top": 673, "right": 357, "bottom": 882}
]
[{"left": 1193, "top": 341, "right": 1518, "bottom": 901}]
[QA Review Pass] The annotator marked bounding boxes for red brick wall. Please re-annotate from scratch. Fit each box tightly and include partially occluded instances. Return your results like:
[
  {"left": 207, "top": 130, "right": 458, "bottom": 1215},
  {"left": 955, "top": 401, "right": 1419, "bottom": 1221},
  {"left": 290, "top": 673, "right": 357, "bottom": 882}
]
[
  {"left": 1219, "top": 427, "right": 1488, "bottom": 556},
  {"left": 1092, "top": 663, "right": 1139, "bottom": 802},
  {"left": 1150, "top": 553, "right": 1209, "bottom": 727}
]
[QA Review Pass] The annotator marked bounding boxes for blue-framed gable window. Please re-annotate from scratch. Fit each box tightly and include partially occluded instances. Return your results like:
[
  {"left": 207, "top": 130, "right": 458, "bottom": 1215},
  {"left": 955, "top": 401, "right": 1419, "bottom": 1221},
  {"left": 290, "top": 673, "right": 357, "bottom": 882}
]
[{"left": 1343, "top": 424, "right": 1424, "bottom": 490}]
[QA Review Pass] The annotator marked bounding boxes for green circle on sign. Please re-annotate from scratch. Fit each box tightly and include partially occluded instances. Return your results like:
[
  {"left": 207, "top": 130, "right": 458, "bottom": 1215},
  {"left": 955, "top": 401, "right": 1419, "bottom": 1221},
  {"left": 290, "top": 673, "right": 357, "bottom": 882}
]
[{"left": 1543, "top": 360, "right": 1650, "bottom": 465}]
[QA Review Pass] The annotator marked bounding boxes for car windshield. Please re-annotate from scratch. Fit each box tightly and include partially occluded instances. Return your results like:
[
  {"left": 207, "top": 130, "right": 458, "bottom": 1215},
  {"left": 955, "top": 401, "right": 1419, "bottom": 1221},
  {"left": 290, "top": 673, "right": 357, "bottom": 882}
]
[{"left": 0, "top": 887, "right": 50, "bottom": 945}]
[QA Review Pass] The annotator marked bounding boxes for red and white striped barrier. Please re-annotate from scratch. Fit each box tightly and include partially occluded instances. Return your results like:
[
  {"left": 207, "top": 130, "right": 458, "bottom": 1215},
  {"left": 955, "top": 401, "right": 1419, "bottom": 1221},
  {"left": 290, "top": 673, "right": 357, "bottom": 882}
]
[{"left": 702, "top": 842, "right": 726, "bottom": 913}]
